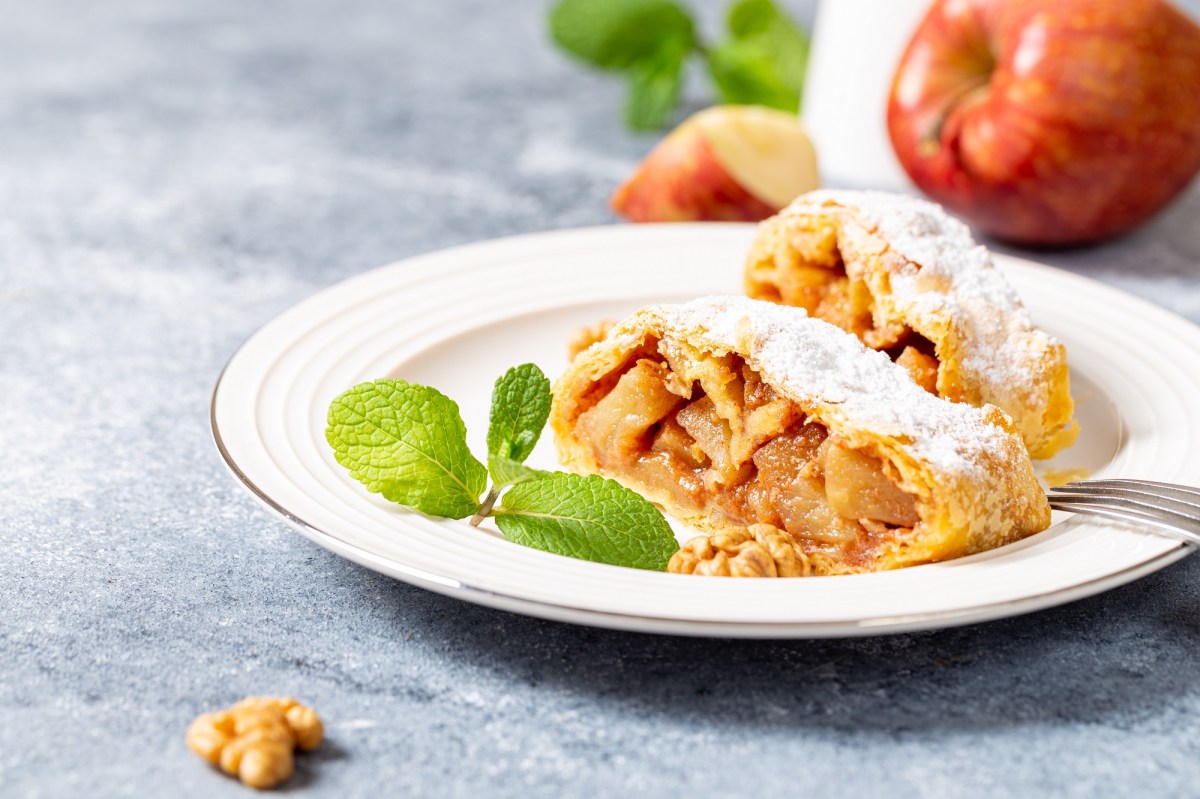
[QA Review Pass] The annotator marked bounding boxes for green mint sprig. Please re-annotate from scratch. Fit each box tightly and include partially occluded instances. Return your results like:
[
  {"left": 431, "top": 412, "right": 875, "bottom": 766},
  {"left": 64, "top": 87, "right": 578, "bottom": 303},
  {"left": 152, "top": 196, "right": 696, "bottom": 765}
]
[
  {"left": 326, "top": 381, "right": 488, "bottom": 520},
  {"left": 495, "top": 473, "right": 678, "bottom": 572},
  {"left": 326, "top": 364, "right": 679, "bottom": 571},
  {"left": 485, "top": 363, "right": 551, "bottom": 492},
  {"left": 548, "top": 0, "right": 809, "bottom": 130}
]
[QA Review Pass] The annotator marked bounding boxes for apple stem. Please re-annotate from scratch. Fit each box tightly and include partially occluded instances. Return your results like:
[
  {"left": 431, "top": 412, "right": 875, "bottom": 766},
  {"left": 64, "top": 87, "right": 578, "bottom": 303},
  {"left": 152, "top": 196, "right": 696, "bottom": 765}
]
[{"left": 925, "top": 78, "right": 992, "bottom": 149}]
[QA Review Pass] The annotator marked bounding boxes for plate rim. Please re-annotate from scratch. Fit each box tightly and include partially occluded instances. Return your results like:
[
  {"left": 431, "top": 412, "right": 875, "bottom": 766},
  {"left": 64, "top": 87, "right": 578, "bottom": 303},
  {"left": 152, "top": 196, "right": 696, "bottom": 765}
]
[{"left": 210, "top": 223, "right": 1196, "bottom": 638}]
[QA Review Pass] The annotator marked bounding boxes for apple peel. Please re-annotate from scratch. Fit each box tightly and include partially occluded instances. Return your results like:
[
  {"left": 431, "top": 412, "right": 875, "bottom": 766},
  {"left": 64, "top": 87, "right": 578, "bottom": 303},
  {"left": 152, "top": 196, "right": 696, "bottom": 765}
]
[
  {"left": 887, "top": 0, "right": 1200, "bottom": 245},
  {"left": 611, "top": 105, "right": 820, "bottom": 223}
]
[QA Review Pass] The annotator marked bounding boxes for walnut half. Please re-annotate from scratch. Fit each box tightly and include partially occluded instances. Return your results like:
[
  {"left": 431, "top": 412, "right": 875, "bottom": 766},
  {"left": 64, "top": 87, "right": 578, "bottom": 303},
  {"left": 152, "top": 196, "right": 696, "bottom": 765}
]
[
  {"left": 187, "top": 696, "right": 324, "bottom": 790},
  {"left": 668, "top": 524, "right": 811, "bottom": 577}
]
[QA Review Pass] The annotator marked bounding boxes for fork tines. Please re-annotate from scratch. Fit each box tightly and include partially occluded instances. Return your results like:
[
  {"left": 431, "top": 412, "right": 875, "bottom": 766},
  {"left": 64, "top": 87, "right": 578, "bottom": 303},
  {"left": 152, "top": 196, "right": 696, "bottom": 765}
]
[{"left": 1046, "top": 478, "right": 1200, "bottom": 546}]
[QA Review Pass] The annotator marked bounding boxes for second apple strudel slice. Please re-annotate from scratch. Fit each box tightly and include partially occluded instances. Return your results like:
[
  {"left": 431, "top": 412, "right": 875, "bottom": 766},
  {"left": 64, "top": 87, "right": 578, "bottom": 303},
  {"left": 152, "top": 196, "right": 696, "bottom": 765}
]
[
  {"left": 744, "top": 189, "right": 1078, "bottom": 459},
  {"left": 551, "top": 297, "right": 1050, "bottom": 576}
]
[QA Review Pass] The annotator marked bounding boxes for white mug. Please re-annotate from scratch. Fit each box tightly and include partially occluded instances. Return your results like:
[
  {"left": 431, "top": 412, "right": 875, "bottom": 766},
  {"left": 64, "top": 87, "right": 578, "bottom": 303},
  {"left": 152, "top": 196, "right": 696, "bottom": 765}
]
[{"left": 802, "top": 0, "right": 932, "bottom": 190}]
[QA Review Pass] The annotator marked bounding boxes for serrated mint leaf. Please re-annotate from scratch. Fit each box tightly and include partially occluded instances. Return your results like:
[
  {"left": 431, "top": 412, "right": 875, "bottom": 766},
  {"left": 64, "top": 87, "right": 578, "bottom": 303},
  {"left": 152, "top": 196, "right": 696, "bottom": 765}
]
[
  {"left": 486, "top": 364, "right": 551, "bottom": 471},
  {"left": 326, "top": 379, "right": 487, "bottom": 520},
  {"left": 625, "top": 37, "right": 688, "bottom": 130},
  {"left": 487, "top": 456, "right": 546, "bottom": 490},
  {"left": 707, "top": 0, "right": 808, "bottom": 111},
  {"left": 494, "top": 473, "right": 677, "bottom": 571},
  {"left": 549, "top": 0, "right": 696, "bottom": 72}
]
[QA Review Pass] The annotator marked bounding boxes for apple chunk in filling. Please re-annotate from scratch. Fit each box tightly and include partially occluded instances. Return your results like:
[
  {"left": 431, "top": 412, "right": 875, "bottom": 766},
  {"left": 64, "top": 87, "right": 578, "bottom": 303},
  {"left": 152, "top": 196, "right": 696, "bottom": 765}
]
[
  {"left": 895, "top": 345, "right": 939, "bottom": 394},
  {"left": 823, "top": 443, "right": 919, "bottom": 527},
  {"left": 749, "top": 231, "right": 945, "bottom": 390},
  {"left": 573, "top": 351, "right": 923, "bottom": 552},
  {"left": 576, "top": 359, "right": 685, "bottom": 463}
]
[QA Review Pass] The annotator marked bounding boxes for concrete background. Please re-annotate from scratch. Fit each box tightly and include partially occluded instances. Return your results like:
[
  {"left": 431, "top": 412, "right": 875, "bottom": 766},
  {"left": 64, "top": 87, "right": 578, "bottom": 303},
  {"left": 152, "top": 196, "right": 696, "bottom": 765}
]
[{"left": 4, "top": 1, "right": 1200, "bottom": 796}]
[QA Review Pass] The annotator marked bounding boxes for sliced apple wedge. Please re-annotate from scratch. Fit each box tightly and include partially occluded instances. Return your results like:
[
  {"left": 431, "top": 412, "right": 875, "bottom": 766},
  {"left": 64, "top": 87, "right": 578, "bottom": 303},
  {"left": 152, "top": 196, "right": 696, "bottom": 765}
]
[{"left": 611, "top": 105, "right": 820, "bottom": 223}]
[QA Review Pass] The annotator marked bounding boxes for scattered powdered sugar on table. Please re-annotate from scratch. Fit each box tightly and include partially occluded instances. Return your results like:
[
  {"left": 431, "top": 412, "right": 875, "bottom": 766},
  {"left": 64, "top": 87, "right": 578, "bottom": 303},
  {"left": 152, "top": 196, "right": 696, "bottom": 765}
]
[{"left": 645, "top": 296, "right": 1013, "bottom": 478}]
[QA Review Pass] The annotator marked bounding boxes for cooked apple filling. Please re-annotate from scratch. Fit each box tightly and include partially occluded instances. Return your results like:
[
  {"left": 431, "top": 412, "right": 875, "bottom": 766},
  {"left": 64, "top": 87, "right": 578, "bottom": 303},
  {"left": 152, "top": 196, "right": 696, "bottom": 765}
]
[
  {"left": 574, "top": 343, "right": 922, "bottom": 562},
  {"left": 747, "top": 229, "right": 942, "bottom": 394}
]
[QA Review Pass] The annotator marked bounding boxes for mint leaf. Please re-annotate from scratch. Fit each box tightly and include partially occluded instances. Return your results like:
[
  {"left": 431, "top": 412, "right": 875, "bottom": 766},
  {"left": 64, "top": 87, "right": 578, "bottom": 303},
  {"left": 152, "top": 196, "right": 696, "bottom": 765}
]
[
  {"left": 488, "top": 456, "right": 546, "bottom": 490},
  {"left": 728, "top": 0, "right": 809, "bottom": 83},
  {"left": 549, "top": 0, "right": 696, "bottom": 72},
  {"left": 327, "top": 380, "right": 487, "bottom": 520},
  {"left": 327, "top": 367, "right": 680, "bottom": 571},
  {"left": 486, "top": 363, "right": 551, "bottom": 469},
  {"left": 706, "top": 0, "right": 808, "bottom": 111},
  {"left": 727, "top": 0, "right": 794, "bottom": 38},
  {"left": 625, "top": 37, "right": 689, "bottom": 130},
  {"left": 494, "top": 473, "right": 678, "bottom": 570},
  {"left": 706, "top": 42, "right": 796, "bottom": 110}
]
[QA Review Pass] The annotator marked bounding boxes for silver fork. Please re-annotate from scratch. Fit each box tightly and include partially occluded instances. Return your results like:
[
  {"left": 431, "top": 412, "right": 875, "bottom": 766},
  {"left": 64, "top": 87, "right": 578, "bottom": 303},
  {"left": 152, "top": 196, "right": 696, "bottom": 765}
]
[{"left": 1045, "top": 479, "right": 1200, "bottom": 547}]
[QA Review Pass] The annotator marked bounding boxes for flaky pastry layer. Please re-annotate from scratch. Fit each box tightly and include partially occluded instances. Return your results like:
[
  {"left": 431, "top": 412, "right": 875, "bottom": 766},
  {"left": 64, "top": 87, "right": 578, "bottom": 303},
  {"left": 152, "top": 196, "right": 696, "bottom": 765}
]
[
  {"left": 552, "top": 297, "right": 1051, "bottom": 575},
  {"left": 745, "top": 189, "right": 1078, "bottom": 459}
]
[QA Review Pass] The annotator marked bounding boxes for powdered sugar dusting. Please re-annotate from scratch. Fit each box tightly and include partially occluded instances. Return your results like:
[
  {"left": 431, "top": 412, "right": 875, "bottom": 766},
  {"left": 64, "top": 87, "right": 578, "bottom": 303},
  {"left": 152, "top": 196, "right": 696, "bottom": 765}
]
[
  {"left": 780, "top": 190, "right": 1068, "bottom": 450},
  {"left": 644, "top": 296, "right": 1014, "bottom": 479},
  {"left": 802, "top": 190, "right": 1025, "bottom": 310}
]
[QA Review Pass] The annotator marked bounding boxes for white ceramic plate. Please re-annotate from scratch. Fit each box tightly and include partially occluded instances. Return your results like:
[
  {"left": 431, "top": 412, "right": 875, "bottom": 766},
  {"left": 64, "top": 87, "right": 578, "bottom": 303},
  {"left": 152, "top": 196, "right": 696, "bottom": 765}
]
[{"left": 211, "top": 224, "right": 1200, "bottom": 638}]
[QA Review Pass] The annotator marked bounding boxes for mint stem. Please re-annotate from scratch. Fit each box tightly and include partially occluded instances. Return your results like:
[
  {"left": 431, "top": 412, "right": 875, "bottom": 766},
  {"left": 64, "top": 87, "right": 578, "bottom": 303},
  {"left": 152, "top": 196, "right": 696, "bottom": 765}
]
[{"left": 469, "top": 488, "right": 501, "bottom": 527}]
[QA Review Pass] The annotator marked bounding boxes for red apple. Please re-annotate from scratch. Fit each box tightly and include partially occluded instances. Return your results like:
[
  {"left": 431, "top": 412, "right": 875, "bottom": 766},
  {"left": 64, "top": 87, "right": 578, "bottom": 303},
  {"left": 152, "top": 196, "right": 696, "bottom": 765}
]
[
  {"left": 611, "top": 105, "right": 819, "bottom": 222},
  {"left": 887, "top": 0, "right": 1200, "bottom": 245}
]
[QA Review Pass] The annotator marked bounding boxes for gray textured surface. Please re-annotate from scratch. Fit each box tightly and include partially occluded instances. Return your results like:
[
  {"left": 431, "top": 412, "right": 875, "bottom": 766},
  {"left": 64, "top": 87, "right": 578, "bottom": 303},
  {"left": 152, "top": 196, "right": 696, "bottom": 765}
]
[{"left": 4, "top": 1, "right": 1200, "bottom": 797}]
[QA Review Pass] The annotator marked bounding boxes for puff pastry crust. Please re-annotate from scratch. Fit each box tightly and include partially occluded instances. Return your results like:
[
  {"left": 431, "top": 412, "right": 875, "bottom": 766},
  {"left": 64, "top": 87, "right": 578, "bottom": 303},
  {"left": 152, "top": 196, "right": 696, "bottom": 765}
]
[
  {"left": 551, "top": 297, "right": 1051, "bottom": 575},
  {"left": 745, "top": 190, "right": 1078, "bottom": 459}
]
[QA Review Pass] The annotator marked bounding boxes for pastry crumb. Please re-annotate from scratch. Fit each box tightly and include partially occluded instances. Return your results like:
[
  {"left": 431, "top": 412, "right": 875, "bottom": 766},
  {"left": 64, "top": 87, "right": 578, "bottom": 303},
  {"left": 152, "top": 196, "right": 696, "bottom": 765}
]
[
  {"left": 567, "top": 320, "right": 616, "bottom": 361},
  {"left": 1042, "top": 467, "right": 1092, "bottom": 487}
]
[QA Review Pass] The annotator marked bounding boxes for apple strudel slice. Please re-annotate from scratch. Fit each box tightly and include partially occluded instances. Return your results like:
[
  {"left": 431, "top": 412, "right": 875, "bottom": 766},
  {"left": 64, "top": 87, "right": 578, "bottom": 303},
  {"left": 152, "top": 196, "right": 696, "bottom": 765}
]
[
  {"left": 744, "top": 189, "right": 1078, "bottom": 459},
  {"left": 551, "top": 297, "right": 1050, "bottom": 576}
]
